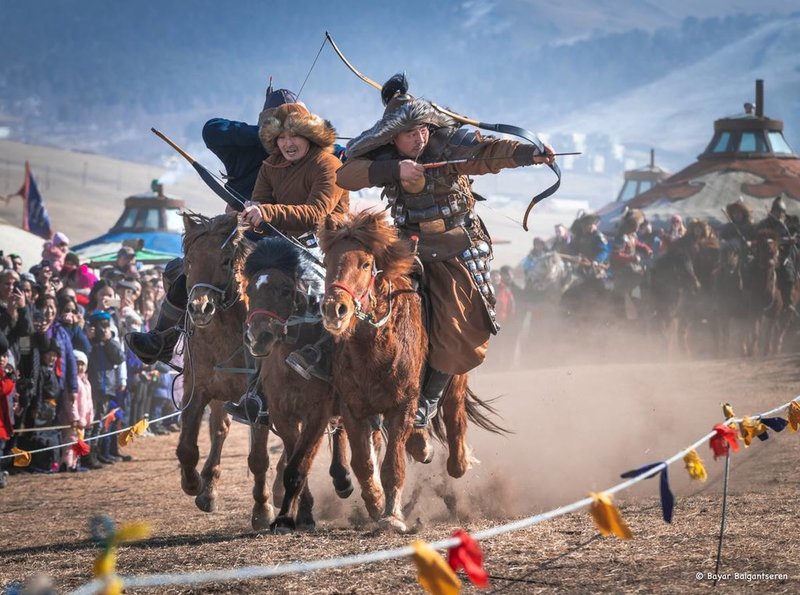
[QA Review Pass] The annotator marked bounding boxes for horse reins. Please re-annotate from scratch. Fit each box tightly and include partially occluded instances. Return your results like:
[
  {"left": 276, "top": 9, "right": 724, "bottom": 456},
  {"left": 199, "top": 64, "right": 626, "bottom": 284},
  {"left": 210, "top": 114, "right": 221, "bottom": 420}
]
[
  {"left": 327, "top": 262, "right": 393, "bottom": 328},
  {"left": 245, "top": 270, "right": 323, "bottom": 339}
]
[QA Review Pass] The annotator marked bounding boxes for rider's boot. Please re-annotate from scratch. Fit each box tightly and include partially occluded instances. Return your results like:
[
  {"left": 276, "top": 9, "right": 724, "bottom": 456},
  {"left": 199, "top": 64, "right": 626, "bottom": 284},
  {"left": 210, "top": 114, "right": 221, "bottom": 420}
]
[
  {"left": 414, "top": 368, "right": 453, "bottom": 429},
  {"left": 125, "top": 296, "right": 184, "bottom": 365},
  {"left": 126, "top": 260, "right": 188, "bottom": 365},
  {"left": 224, "top": 358, "right": 271, "bottom": 426},
  {"left": 285, "top": 333, "right": 333, "bottom": 382}
]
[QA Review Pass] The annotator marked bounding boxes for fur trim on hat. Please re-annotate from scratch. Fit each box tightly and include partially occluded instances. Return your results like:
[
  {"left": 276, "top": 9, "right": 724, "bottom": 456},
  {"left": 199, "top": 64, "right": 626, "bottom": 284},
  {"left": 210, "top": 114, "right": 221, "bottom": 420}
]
[
  {"left": 725, "top": 200, "right": 752, "bottom": 221},
  {"left": 259, "top": 103, "right": 337, "bottom": 153},
  {"left": 346, "top": 97, "right": 456, "bottom": 160},
  {"left": 618, "top": 208, "right": 645, "bottom": 234}
]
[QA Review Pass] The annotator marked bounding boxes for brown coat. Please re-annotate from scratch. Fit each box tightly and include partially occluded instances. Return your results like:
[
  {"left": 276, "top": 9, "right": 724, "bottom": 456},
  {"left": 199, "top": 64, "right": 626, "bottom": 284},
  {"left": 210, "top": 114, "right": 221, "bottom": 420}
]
[
  {"left": 252, "top": 146, "right": 349, "bottom": 237},
  {"left": 337, "top": 136, "right": 537, "bottom": 375}
]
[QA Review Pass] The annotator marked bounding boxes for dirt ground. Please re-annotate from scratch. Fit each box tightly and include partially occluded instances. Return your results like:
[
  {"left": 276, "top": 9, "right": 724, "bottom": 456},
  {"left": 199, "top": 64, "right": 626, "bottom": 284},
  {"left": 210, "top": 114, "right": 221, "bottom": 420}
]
[{"left": 2, "top": 336, "right": 800, "bottom": 594}]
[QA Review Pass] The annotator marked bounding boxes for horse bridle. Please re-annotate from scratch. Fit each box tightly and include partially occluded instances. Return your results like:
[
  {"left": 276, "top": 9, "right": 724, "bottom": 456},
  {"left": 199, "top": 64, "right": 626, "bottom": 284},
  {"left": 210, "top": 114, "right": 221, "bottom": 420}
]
[
  {"left": 245, "top": 269, "right": 322, "bottom": 339},
  {"left": 327, "top": 261, "right": 393, "bottom": 328}
]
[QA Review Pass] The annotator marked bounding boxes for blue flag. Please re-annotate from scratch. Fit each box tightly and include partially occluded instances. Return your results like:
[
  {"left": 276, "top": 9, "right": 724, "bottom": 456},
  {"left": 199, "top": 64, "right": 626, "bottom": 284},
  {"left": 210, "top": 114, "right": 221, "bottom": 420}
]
[{"left": 20, "top": 161, "right": 52, "bottom": 239}]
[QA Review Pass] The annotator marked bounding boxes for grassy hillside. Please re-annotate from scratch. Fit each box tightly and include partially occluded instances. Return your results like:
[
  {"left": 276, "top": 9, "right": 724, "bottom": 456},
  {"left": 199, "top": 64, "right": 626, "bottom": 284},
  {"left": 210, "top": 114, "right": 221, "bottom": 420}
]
[{"left": 0, "top": 140, "right": 223, "bottom": 244}]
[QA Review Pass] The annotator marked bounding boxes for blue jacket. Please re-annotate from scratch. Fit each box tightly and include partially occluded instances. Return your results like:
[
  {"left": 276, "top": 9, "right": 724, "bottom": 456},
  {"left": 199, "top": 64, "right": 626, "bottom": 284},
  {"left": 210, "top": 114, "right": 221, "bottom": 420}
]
[
  {"left": 202, "top": 118, "right": 266, "bottom": 201},
  {"left": 47, "top": 323, "right": 79, "bottom": 394}
]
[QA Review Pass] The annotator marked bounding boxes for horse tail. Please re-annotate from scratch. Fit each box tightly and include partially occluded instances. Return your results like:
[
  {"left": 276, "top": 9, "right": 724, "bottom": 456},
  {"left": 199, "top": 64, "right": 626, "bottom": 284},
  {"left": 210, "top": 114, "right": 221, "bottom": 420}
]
[
  {"left": 430, "top": 376, "right": 510, "bottom": 441},
  {"left": 463, "top": 384, "right": 510, "bottom": 436}
]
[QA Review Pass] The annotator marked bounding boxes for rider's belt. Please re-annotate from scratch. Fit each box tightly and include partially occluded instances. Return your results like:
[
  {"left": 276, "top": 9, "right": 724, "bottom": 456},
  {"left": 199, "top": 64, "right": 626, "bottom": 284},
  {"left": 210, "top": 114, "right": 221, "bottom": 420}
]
[{"left": 400, "top": 225, "right": 472, "bottom": 263}]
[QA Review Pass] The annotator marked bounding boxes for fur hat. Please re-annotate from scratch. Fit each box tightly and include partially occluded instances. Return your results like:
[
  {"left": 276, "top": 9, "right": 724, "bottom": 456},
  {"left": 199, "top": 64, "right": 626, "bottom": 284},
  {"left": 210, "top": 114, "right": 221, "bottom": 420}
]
[
  {"left": 73, "top": 350, "right": 88, "bottom": 366},
  {"left": 725, "top": 199, "right": 752, "bottom": 221},
  {"left": 259, "top": 103, "right": 337, "bottom": 154},
  {"left": 346, "top": 96, "right": 456, "bottom": 160},
  {"left": 43, "top": 338, "right": 60, "bottom": 355},
  {"left": 570, "top": 212, "right": 600, "bottom": 234},
  {"left": 618, "top": 208, "right": 645, "bottom": 234}
]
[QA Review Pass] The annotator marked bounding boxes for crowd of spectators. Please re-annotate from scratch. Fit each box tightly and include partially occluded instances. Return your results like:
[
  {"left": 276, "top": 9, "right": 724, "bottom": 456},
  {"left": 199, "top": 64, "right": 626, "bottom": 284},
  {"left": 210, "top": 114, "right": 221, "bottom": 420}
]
[{"left": 0, "top": 236, "right": 179, "bottom": 487}]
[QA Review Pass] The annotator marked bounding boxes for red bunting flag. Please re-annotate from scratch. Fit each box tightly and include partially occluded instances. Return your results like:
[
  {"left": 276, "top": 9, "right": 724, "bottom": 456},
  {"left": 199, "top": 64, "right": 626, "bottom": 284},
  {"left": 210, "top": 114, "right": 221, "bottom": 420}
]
[
  {"left": 103, "top": 409, "right": 118, "bottom": 432},
  {"left": 447, "top": 530, "right": 489, "bottom": 589},
  {"left": 71, "top": 438, "right": 91, "bottom": 458},
  {"left": 709, "top": 423, "right": 739, "bottom": 459}
]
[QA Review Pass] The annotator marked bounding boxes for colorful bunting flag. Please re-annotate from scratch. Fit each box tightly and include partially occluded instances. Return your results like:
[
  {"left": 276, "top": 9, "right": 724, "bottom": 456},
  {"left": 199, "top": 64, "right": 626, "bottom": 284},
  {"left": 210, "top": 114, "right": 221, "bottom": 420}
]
[
  {"left": 117, "top": 418, "right": 149, "bottom": 448},
  {"left": 411, "top": 540, "right": 461, "bottom": 595},
  {"left": 589, "top": 492, "right": 632, "bottom": 539},
  {"left": 761, "top": 417, "right": 788, "bottom": 433},
  {"left": 447, "top": 530, "right": 488, "bottom": 589},
  {"left": 709, "top": 423, "right": 739, "bottom": 459},
  {"left": 11, "top": 447, "right": 31, "bottom": 467},
  {"left": 71, "top": 437, "right": 91, "bottom": 458},
  {"left": 620, "top": 462, "right": 674, "bottom": 523},
  {"left": 722, "top": 403, "right": 736, "bottom": 420},
  {"left": 683, "top": 450, "right": 707, "bottom": 482},
  {"left": 788, "top": 402, "right": 800, "bottom": 432},
  {"left": 91, "top": 516, "right": 151, "bottom": 595},
  {"left": 739, "top": 416, "right": 769, "bottom": 447}
]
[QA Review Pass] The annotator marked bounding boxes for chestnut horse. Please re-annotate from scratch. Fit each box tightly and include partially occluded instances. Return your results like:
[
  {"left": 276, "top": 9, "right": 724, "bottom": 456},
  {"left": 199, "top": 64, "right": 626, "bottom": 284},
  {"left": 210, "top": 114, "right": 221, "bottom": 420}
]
[
  {"left": 746, "top": 229, "right": 800, "bottom": 355},
  {"left": 176, "top": 213, "right": 275, "bottom": 530},
  {"left": 236, "top": 236, "right": 352, "bottom": 533},
  {"left": 318, "top": 210, "right": 504, "bottom": 533}
]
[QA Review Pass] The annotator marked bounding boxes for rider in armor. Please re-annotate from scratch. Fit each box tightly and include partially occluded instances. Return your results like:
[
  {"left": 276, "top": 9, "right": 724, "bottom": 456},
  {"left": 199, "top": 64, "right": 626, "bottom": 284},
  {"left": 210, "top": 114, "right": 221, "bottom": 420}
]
[
  {"left": 336, "top": 73, "right": 555, "bottom": 430},
  {"left": 756, "top": 195, "right": 799, "bottom": 312}
]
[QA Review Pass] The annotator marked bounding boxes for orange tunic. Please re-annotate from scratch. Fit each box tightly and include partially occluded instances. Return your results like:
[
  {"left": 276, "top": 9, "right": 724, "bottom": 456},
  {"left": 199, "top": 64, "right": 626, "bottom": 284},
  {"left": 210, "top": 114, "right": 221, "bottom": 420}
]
[{"left": 252, "top": 146, "right": 349, "bottom": 238}]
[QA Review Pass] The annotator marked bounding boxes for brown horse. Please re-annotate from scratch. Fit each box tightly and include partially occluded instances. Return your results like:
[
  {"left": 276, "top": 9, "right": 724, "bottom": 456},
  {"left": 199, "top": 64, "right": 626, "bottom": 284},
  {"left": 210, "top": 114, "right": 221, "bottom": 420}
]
[
  {"left": 746, "top": 229, "right": 799, "bottom": 355},
  {"left": 236, "top": 235, "right": 352, "bottom": 533},
  {"left": 175, "top": 213, "right": 274, "bottom": 530},
  {"left": 318, "top": 210, "right": 503, "bottom": 533},
  {"left": 712, "top": 240, "right": 749, "bottom": 356}
]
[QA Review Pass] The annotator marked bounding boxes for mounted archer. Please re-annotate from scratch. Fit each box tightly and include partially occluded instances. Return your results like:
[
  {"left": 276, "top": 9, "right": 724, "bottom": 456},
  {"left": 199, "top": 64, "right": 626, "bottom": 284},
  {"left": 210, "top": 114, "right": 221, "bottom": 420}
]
[{"left": 336, "top": 74, "right": 556, "bottom": 428}]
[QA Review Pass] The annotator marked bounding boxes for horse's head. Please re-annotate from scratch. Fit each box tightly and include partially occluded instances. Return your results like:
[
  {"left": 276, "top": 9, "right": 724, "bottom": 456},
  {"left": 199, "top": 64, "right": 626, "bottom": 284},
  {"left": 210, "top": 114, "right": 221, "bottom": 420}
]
[
  {"left": 318, "top": 211, "right": 414, "bottom": 336},
  {"left": 237, "top": 237, "right": 320, "bottom": 357},
  {"left": 754, "top": 229, "right": 780, "bottom": 268},
  {"left": 182, "top": 212, "right": 240, "bottom": 327}
]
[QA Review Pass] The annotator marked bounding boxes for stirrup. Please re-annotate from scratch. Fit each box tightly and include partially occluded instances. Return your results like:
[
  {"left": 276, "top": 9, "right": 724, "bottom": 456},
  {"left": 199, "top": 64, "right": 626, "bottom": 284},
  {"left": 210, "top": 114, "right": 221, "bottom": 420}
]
[
  {"left": 223, "top": 392, "right": 270, "bottom": 426},
  {"left": 285, "top": 345, "right": 330, "bottom": 382},
  {"left": 414, "top": 400, "right": 440, "bottom": 429}
]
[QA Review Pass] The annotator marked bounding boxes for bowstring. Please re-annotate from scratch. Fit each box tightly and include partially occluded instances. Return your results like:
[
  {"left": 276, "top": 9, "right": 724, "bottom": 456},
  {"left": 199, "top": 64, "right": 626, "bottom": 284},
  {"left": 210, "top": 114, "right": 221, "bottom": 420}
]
[{"left": 296, "top": 35, "right": 329, "bottom": 100}]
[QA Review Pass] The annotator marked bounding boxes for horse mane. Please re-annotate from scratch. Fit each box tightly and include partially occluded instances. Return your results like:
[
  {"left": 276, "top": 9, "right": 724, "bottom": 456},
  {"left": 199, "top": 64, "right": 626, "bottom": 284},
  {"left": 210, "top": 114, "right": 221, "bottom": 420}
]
[
  {"left": 318, "top": 210, "right": 415, "bottom": 280},
  {"left": 182, "top": 211, "right": 240, "bottom": 253},
  {"left": 236, "top": 236, "right": 323, "bottom": 301}
]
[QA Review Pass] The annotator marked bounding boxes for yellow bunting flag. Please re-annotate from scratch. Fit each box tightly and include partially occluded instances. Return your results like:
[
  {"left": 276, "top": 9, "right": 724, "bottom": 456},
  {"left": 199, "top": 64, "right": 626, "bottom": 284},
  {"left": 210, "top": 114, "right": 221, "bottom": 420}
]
[
  {"left": 117, "top": 429, "right": 134, "bottom": 448},
  {"left": 118, "top": 418, "right": 149, "bottom": 448},
  {"left": 739, "top": 416, "right": 768, "bottom": 447},
  {"left": 683, "top": 449, "right": 707, "bottom": 481},
  {"left": 788, "top": 401, "right": 800, "bottom": 432},
  {"left": 11, "top": 447, "right": 31, "bottom": 468},
  {"left": 130, "top": 418, "right": 149, "bottom": 437},
  {"left": 722, "top": 403, "right": 736, "bottom": 420},
  {"left": 93, "top": 520, "right": 151, "bottom": 595},
  {"left": 411, "top": 540, "right": 462, "bottom": 595},
  {"left": 589, "top": 492, "right": 633, "bottom": 539}
]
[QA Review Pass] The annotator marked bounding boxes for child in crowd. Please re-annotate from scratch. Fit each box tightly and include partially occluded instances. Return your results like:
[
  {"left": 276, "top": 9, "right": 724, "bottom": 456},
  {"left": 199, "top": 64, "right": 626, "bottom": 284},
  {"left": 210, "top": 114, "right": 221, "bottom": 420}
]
[
  {"left": 59, "top": 350, "right": 93, "bottom": 472},
  {"left": 0, "top": 332, "right": 16, "bottom": 487}
]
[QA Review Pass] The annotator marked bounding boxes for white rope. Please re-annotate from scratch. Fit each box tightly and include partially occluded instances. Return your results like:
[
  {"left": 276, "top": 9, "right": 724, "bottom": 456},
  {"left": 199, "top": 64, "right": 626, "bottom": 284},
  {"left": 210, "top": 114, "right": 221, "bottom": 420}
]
[
  {"left": 0, "top": 412, "right": 181, "bottom": 461},
  {"left": 67, "top": 395, "right": 800, "bottom": 594}
]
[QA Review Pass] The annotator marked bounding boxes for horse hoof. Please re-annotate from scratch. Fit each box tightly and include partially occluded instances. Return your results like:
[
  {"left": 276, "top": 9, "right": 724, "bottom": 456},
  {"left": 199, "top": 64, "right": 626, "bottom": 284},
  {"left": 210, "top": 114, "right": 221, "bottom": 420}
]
[
  {"left": 271, "top": 516, "right": 296, "bottom": 535},
  {"left": 252, "top": 504, "right": 276, "bottom": 532},
  {"left": 406, "top": 430, "right": 434, "bottom": 464},
  {"left": 195, "top": 491, "right": 217, "bottom": 513},
  {"left": 378, "top": 515, "right": 408, "bottom": 534},
  {"left": 334, "top": 474, "right": 354, "bottom": 499},
  {"left": 181, "top": 469, "right": 202, "bottom": 496}
]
